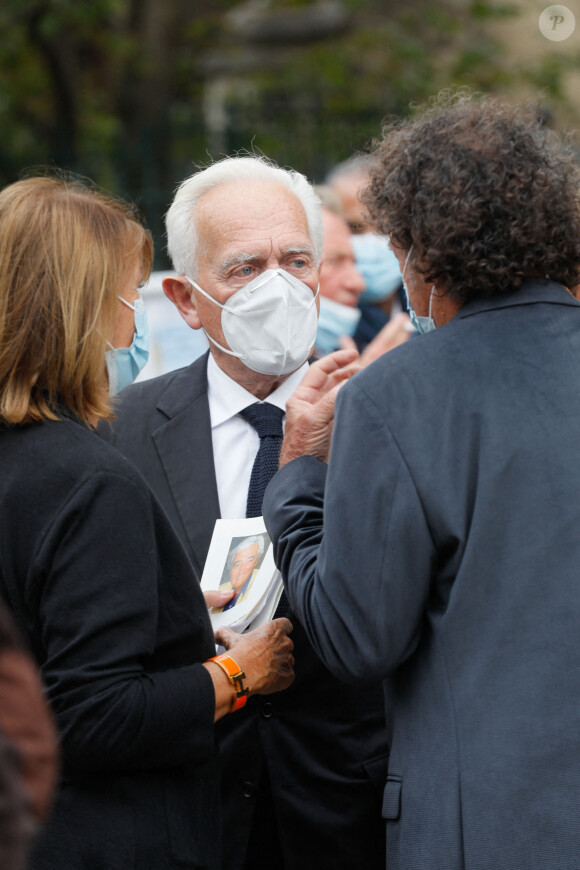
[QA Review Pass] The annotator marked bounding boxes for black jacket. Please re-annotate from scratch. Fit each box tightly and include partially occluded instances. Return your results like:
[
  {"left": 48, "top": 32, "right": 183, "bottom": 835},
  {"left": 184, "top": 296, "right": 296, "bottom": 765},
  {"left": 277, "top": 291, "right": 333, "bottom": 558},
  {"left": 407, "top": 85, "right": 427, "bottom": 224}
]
[{"left": 0, "top": 415, "right": 220, "bottom": 869}]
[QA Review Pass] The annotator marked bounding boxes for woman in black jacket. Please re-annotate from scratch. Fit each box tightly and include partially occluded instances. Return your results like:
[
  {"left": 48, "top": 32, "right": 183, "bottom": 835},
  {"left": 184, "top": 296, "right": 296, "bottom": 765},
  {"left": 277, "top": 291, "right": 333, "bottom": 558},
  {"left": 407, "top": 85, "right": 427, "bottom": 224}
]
[{"left": 0, "top": 177, "right": 294, "bottom": 870}]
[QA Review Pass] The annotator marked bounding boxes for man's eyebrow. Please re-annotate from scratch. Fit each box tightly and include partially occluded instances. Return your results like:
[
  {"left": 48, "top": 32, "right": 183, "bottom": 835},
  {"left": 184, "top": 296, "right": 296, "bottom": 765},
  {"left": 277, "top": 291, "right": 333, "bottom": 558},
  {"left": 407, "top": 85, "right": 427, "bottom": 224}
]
[
  {"left": 219, "top": 245, "right": 315, "bottom": 275},
  {"left": 281, "top": 245, "right": 316, "bottom": 259},
  {"left": 219, "top": 252, "right": 262, "bottom": 275}
]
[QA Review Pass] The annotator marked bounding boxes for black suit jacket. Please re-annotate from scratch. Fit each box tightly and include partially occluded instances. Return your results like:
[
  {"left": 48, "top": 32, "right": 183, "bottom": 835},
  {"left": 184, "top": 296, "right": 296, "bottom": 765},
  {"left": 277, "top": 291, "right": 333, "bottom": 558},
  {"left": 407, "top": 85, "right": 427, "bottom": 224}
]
[
  {"left": 101, "top": 352, "right": 388, "bottom": 870},
  {"left": 264, "top": 280, "right": 580, "bottom": 870}
]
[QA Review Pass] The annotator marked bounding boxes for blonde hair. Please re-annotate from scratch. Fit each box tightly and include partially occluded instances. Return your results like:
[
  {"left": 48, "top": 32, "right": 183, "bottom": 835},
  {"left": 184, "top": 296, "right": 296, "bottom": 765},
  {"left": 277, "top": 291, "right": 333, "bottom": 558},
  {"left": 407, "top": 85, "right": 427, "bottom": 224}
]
[{"left": 0, "top": 177, "right": 153, "bottom": 426}]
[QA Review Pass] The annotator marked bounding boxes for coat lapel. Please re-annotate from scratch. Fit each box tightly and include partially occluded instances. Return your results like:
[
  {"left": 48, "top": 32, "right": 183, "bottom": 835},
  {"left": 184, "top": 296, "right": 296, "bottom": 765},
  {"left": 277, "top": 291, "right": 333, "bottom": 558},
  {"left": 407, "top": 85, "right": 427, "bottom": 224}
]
[{"left": 151, "top": 354, "right": 221, "bottom": 577}]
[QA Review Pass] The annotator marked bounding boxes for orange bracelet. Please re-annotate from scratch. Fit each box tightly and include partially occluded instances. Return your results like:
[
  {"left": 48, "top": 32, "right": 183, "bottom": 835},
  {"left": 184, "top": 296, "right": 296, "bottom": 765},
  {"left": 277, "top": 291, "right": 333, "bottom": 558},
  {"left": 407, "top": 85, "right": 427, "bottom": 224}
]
[{"left": 209, "top": 654, "right": 249, "bottom": 712}]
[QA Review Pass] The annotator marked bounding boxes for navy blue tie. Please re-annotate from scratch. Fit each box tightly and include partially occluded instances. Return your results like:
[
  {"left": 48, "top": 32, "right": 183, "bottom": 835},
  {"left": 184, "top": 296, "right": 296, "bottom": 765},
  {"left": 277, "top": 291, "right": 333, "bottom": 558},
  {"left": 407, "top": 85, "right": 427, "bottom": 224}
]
[
  {"left": 239, "top": 402, "right": 289, "bottom": 617},
  {"left": 239, "top": 403, "right": 285, "bottom": 518}
]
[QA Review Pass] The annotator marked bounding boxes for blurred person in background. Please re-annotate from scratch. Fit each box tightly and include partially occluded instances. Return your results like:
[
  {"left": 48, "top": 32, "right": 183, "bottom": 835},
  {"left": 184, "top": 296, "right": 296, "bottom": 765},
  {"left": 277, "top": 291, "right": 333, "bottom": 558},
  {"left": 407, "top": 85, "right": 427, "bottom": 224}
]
[
  {"left": 264, "top": 94, "right": 580, "bottom": 870},
  {"left": 0, "top": 176, "right": 294, "bottom": 870},
  {"left": 326, "top": 155, "right": 375, "bottom": 235},
  {"left": 313, "top": 186, "right": 365, "bottom": 355},
  {"left": 327, "top": 156, "right": 408, "bottom": 351},
  {"left": 315, "top": 185, "right": 412, "bottom": 365}
]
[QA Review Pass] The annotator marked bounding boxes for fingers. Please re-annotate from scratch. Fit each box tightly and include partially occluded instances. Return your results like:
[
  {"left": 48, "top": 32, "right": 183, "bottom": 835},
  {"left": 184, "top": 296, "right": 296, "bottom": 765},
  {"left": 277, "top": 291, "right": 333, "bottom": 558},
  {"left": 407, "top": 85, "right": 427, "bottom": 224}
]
[
  {"left": 214, "top": 625, "right": 238, "bottom": 649},
  {"left": 294, "top": 349, "right": 359, "bottom": 397},
  {"left": 271, "top": 616, "right": 293, "bottom": 635},
  {"left": 278, "top": 349, "right": 361, "bottom": 467},
  {"left": 359, "top": 312, "right": 413, "bottom": 367},
  {"left": 316, "top": 347, "right": 359, "bottom": 369},
  {"left": 338, "top": 335, "right": 358, "bottom": 352},
  {"left": 204, "top": 589, "right": 235, "bottom": 610},
  {"left": 214, "top": 617, "right": 292, "bottom": 654},
  {"left": 221, "top": 619, "right": 296, "bottom": 696}
]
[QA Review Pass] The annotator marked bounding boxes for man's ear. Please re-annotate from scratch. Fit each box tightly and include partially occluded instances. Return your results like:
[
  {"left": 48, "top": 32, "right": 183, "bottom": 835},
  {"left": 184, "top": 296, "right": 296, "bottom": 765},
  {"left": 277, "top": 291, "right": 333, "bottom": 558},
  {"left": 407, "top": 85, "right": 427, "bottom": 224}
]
[{"left": 162, "top": 277, "right": 203, "bottom": 330}]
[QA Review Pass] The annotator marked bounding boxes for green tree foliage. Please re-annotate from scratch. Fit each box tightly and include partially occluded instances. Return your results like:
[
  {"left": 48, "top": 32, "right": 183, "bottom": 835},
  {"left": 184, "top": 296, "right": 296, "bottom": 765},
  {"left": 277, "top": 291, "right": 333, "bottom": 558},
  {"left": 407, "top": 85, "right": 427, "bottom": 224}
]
[{"left": 0, "top": 0, "right": 578, "bottom": 264}]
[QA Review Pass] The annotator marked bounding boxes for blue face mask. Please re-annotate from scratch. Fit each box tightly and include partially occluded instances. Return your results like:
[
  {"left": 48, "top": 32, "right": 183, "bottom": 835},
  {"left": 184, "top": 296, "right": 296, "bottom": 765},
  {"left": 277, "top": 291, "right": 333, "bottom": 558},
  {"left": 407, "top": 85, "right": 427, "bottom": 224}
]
[
  {"left": 351, "top": 233, "right": 402, "bottom": 304},
  {"left": 315, "top": 296, "right": 362, "bottom": 356},
  {"left": 401, "top": 246, "right": 436, "bottom": 334},
  {"left": 105, "top": 295, "right": 149, "bottom": 395}
]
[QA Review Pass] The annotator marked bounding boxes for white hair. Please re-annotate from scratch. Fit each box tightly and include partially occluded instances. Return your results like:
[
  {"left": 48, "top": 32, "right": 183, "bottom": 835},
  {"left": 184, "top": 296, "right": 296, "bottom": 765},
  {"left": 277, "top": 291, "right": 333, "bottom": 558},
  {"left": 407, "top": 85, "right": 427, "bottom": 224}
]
[
  {"left": 165, "top": 156, "right": 323, "bottom": 279},
  {"left": 227, "top": 535, "right": 265, "bottom": 569}
]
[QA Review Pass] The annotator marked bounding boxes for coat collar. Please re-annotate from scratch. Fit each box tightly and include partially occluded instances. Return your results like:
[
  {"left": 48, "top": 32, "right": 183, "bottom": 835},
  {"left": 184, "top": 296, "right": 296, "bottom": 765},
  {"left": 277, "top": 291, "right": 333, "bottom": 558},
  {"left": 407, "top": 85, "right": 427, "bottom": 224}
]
[
  {"left": 456, "top": 278, "right": 580, "bottom": 321},
  {"left": 155, "top": 352, "right": 211, "bottom": 420}
]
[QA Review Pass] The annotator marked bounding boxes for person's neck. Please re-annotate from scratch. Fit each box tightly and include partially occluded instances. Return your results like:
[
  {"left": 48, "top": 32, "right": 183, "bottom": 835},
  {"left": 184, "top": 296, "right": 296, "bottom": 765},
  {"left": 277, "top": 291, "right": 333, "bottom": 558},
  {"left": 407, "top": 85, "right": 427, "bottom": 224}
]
[
  {"left": 238, "top": 372, "right": 288, "bottom": 401},
  {"left": 432, "top": 290, "right": 462, "bottom": 328},
  {"left": 212, "top": 353, "right": 290, "bottom": 400}
]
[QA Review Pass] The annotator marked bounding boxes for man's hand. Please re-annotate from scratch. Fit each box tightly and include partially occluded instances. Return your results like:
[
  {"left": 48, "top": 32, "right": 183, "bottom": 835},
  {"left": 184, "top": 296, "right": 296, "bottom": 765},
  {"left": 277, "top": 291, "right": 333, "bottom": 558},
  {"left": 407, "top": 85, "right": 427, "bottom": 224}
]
[
  {"left": 280, "top": 348, "right": 360, "bottom": 467},
  {"left": 339, "top": 311, "right": 413, "bottom": 366},
  {"left": 215, "top": 618, "right": 295, "bottom": 696}
]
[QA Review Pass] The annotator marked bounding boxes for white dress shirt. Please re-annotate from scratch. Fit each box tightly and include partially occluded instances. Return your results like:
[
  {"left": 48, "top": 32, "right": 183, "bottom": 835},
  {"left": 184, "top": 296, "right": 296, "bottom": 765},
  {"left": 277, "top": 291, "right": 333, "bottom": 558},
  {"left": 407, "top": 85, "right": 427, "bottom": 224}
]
[{"left": 207, "top": 354, "right": 309, "bottom": 519}]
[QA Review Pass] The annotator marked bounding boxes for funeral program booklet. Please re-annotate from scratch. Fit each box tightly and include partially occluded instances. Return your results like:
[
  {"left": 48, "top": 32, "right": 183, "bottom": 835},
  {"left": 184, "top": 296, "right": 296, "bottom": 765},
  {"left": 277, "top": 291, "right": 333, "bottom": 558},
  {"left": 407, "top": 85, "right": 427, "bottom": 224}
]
[{"left": 200, "top": 517, "right": 283, "bottom": 633}]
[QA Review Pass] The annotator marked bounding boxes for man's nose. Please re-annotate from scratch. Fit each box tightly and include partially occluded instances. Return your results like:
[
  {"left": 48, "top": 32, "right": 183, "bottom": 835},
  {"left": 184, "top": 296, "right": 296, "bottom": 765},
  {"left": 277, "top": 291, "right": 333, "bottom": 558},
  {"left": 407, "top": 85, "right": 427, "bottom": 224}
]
[
  {"left": 347, "top": 263, "right": 365, "bottom": 296},
  {"left": 265, "top": 254, "right": 283, "bottom": 271}
]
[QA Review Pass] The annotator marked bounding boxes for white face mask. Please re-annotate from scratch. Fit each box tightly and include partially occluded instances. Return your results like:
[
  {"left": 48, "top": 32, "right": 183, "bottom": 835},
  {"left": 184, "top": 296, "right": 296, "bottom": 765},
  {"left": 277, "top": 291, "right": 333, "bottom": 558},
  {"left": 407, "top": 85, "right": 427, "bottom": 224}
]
[{"left": 187, "top": 268, "right": 319, "bottom": 377}]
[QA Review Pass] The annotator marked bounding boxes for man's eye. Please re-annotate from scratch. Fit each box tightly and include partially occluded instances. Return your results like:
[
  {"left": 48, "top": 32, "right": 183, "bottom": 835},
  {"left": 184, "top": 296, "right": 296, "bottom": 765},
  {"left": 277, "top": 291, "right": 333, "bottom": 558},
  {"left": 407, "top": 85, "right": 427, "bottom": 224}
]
[
  {"left": 289, "top": 259, "right": 307, "bottom": 269},
  {"left": 233, "top": 265, "right": 254, "bottom": 278}
]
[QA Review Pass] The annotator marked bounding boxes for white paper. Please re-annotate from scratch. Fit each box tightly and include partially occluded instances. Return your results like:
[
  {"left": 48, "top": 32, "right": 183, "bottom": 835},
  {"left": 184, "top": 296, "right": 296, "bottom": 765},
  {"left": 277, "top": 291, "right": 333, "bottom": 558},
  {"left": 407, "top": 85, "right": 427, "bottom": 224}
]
[{"left": 201, "top": 518, "right": 283, "bottom": 631}]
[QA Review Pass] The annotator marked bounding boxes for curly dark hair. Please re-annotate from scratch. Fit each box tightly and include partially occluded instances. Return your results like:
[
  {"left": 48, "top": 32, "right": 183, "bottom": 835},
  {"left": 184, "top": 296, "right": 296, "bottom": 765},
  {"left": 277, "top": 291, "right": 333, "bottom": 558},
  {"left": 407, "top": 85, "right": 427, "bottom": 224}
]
[{"left": 364, "top": 92, "right": 580, "bottom": 302}]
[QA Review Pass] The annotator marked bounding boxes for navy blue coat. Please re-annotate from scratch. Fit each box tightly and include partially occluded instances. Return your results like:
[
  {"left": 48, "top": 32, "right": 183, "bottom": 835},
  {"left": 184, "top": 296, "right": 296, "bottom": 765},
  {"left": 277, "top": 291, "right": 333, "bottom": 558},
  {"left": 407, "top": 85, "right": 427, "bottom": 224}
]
[{"left": 264, "top": 279, "right": 580, "bottom": 870}]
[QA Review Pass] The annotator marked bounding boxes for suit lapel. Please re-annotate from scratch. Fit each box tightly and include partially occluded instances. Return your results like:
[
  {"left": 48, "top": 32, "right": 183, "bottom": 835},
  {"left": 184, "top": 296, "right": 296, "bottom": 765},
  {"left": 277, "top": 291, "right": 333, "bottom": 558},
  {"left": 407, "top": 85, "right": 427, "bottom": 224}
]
[{"left": 151, "top": 354, "right": 221, "bottom": 577}]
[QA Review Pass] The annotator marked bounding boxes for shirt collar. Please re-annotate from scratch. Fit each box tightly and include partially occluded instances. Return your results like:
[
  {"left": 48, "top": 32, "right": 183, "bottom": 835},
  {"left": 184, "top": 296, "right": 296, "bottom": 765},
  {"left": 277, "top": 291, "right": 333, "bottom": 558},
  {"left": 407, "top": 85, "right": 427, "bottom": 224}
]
[{"left": 207, "top": 354, "right": 309, "bottom": 429}]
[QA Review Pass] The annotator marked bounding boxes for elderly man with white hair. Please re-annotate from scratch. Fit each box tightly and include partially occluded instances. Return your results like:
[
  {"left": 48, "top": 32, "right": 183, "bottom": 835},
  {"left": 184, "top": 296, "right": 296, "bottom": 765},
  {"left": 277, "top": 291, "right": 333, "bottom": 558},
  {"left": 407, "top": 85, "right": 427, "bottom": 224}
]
[{"left": 101, "top": 156, "right": 387, "bottom": 870}]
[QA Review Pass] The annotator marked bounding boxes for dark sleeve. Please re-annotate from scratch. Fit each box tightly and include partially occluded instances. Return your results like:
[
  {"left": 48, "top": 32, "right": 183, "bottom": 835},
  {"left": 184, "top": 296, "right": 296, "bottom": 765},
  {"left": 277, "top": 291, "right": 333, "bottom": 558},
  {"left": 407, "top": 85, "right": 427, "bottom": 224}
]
[
  {"left": 32, "top": 470, "right": 216, "bottom": 774},
  {"left": 263, "top": 379, "right": 435, "bottom": 684}
]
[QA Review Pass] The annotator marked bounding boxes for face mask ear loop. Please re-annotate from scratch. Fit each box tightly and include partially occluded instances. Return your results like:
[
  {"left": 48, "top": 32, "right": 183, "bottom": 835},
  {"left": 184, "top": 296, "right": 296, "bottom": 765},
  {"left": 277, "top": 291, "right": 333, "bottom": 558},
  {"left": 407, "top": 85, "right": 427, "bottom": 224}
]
[
  {"left": 187, "top": 277, "right": 241, "bottom": 317},
  {"left": 402, "top": 244, "right": 414, "bottom": 281},
  {"left": 203, "top": 329, "right": 247, "bottom": 360},
  {"left": 184, "top": 277, "right": 247, "bottom": 359},
  {"left": 118, "top": 296, "right": 137, "bottom": 311},
  {"left": 429, "top": 285, "right": 435, "bottom": 323},
  {"left": 184, "top": 278, "right": 245, "bottom": 359}
]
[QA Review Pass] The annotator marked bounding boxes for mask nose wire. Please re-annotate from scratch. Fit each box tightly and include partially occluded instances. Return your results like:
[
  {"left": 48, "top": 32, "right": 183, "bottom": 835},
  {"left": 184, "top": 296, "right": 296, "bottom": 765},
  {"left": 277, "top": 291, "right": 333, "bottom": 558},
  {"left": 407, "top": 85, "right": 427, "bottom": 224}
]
[{"left": 187, "top": 273, "right": 276, "bottom": 316}]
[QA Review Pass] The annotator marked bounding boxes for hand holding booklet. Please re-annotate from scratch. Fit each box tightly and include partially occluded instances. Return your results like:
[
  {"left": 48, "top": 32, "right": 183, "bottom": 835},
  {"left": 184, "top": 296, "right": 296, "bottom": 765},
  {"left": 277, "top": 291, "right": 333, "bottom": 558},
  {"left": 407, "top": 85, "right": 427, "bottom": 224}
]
[{"left": 200, "top": 517, "right": 284, "bottom": 632}]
